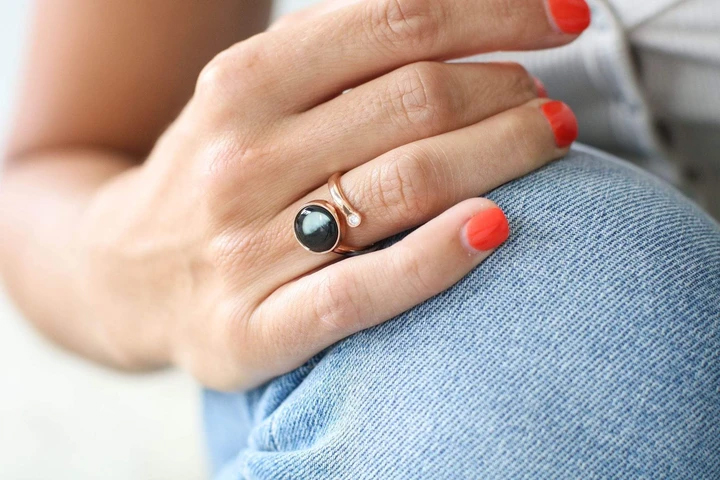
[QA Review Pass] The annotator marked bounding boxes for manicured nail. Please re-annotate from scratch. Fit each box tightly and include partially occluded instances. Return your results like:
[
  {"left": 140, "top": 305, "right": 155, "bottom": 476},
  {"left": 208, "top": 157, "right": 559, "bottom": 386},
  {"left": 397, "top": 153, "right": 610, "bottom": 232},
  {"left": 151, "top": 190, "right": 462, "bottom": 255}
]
[
  {"left": 534, "top": 77, "right": 548, "bottom": 98},
  {"left": 541, "top": 101, "right": 578, "bottom": 148},
  {"left": 546, "top": 0, "right": 591, "bottom": 34},
  {"left": 464, "top": 207, "right": 510, "bottom": 252}
]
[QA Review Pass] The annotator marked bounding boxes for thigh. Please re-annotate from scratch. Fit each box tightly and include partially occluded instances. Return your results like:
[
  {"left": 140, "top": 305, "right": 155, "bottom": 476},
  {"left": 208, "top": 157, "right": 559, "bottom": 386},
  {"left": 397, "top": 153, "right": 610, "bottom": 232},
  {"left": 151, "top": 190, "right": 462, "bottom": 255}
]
[{"left": 205, "top": 145, "right": 720, "bottom": 480}]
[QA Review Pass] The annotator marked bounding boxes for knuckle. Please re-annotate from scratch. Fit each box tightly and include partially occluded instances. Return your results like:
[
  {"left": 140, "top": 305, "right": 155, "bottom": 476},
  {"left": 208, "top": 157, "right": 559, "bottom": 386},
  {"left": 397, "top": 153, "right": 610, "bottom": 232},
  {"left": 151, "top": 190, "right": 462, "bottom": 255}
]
[
  {"left": 207, "top": 220, "right": 282, "bottom": 290},
  {"left": 501, "top": 62, "right": 537, "bottom": 97},
  {"left": 388, "top": 62, "right": 454, "bottom": 132},
  {"left": 197, "top": 139, "right": 251, "bottom": 199},
  {"left": 195, "top": 50, "right": 238, "bottom": 99},
  {"left": 371, "top": 145, "right": 437, "bottom": 223},
  {"left": 207, "top": 225, "right": 252, "bottom": 278},
  {"left": 367, "top": 0, "right": 441, "bottom": 52},
  {"left": 500, "top": 107, "right": 549, "bottom": 168},
  {"left": 195, "top": 39, "right": 269, "bottom": 100},
  {"left": 197, "top": 139, "right": 278, "bottom": 226},
  {"left": 311, "top": 274, "right": 367, "bottom": 335},
  {"left": 395, "top": 243, "right": 437, "bottom": 295},
  {"left": 488, "top": 0, "right": 529, "bottom": 41},
  {"left": 500, "top": 108, "right": 531, "bottom": 147}
]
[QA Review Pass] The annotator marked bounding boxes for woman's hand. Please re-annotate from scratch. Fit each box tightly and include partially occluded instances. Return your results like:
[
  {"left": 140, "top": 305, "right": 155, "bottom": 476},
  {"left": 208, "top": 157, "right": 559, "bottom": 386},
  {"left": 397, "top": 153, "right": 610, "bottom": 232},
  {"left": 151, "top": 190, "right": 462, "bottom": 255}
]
[{"left": 4, "top": 0, "right": 588, "bottom": 390}]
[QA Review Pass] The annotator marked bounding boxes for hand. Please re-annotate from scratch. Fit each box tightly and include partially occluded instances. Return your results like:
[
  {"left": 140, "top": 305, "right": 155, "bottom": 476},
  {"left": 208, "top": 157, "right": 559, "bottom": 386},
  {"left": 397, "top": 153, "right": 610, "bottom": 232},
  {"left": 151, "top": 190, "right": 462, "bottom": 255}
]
[{"left": 79, "top": 0, "right": 586, "bottom": 390}]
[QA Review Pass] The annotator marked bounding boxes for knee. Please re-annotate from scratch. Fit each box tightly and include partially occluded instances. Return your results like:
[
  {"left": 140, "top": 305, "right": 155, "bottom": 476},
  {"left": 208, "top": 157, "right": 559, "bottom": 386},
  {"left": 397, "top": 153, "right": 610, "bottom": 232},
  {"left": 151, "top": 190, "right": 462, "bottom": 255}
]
[
  {"left": 483, "top": 144, "right": 720, "bottom": 322},
  {"left": 414, "top": 145, "right": 720, "bottom": 476}
]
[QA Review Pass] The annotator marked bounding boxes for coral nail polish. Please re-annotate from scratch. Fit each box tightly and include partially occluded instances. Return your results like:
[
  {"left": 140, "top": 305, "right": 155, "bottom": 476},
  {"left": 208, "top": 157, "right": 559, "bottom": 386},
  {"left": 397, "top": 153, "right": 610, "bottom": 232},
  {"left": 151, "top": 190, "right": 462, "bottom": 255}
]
[
  {"left": 546, "top": 0, "right": 591, "bottom": 34},
  {"left": 464, "top": 208, "right": 510, "bottom": 252},
  {"left": 534, "top": 77, "right": 548, "bottom": 98},
  {"left": 541, "top": 101, "right": 579, "bottom": 148}
]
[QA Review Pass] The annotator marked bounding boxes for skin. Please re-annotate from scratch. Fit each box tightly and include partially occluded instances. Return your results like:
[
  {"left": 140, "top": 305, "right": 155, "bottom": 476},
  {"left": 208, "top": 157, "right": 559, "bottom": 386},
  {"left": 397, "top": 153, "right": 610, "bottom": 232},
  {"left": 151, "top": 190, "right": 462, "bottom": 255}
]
[{"left": 0, "top": 0, "right": 580, "bottom": 391}]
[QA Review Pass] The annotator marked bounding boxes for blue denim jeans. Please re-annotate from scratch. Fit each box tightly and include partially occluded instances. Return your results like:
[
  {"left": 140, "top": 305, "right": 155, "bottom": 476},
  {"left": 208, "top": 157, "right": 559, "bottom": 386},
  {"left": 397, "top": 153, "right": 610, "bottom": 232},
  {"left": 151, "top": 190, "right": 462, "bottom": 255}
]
[{"left": 203, "top": 145, "right": 720, "bottom": 479}]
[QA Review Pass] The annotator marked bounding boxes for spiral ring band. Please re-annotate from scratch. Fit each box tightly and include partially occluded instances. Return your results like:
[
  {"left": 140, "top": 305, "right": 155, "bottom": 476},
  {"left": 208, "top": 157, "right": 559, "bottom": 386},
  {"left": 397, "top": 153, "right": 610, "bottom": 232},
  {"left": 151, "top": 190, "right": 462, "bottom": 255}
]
[{"left": 328, "top": 173, "right": 362, "bottom": 229}]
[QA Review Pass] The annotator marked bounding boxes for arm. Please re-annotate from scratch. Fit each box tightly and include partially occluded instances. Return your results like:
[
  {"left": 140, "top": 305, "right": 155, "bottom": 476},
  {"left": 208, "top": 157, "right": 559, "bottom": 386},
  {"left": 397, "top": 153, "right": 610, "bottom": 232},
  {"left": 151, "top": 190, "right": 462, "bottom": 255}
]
[{"left": 0, "top": 0, "right": 271, "bottom": 367}]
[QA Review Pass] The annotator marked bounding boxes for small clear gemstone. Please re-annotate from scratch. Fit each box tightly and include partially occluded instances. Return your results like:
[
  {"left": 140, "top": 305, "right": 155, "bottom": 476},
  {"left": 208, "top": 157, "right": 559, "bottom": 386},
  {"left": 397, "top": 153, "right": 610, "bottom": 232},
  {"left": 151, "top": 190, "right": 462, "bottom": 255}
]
[{"left": 347, "top": 214, "right": 361, "bottom": 227}]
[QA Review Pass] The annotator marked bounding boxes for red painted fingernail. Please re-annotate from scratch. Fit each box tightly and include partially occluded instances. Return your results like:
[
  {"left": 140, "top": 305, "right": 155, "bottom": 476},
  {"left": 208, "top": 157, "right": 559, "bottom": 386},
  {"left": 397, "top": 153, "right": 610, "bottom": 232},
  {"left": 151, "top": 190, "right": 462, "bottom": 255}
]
[
  {"left": 546, "top": 0, "right": 591, "bottom": 34},
  {"left": 541, "top": 101, "right": 578, "bottom": 148},
  {"left": 464, "top": 207, "right": 510, "bottom": 252},
  {"left": 534, "top": 77, "right": 548, "bottom": 98}
]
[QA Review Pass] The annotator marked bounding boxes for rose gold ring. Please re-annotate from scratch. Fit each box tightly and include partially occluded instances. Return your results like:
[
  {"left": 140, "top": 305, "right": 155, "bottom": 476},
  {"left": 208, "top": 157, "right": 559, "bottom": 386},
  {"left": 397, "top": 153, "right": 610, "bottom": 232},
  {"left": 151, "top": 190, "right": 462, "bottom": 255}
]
[{"left": 293, "top": 173, "right": 375, "bottom": 255}]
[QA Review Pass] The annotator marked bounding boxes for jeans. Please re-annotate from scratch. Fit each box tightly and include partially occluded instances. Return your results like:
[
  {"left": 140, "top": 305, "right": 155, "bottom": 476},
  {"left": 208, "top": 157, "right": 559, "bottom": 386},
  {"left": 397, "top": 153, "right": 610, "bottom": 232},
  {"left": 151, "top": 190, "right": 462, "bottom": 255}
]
[{"left": 203, "top": 145, "right": 720, "bottom": 479}]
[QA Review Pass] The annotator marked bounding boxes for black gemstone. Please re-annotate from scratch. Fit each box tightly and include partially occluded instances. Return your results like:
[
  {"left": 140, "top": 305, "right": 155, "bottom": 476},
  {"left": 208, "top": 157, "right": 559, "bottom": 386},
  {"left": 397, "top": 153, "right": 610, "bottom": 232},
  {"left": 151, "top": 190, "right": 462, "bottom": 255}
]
[{"left": 294, "top": 205, "right": 339, "bottom": 253}]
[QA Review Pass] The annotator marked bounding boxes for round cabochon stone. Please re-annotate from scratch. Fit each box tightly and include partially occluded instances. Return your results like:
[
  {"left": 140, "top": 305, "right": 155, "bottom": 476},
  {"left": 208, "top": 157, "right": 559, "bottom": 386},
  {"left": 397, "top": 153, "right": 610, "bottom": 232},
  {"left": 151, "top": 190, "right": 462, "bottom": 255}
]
[{"left": 294, "top": 205, "right": 339, "bottom": 253}]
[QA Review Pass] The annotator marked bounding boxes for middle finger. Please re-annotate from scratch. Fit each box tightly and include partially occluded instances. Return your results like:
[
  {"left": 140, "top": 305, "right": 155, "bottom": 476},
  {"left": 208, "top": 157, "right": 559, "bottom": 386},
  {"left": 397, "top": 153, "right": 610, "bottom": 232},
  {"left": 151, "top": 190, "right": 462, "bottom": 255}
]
[
  {"left": 277, "top": 61, "right": 540, "bottom": 205},
  {"left": 222, "top": 0, "right": 589, "bottom": 113},
  {"left": 268, "top": 98, "right": 578, "bottom": 283}
]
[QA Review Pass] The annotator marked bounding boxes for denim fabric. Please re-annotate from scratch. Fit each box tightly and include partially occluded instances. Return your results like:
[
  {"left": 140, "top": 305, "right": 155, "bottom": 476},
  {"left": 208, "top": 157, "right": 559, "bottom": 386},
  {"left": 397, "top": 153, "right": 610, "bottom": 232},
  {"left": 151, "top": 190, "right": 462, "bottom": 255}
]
[{"left": 204, "top": 145, "right": 720, "bottom": 479}]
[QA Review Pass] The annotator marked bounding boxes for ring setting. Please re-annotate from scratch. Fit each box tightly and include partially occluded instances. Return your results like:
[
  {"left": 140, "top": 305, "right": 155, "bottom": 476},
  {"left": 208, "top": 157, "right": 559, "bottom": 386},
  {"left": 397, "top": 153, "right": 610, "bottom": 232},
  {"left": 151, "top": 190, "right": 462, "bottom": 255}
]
[{"left": 293, "top": 173, "right": 370, "bottom": 255}]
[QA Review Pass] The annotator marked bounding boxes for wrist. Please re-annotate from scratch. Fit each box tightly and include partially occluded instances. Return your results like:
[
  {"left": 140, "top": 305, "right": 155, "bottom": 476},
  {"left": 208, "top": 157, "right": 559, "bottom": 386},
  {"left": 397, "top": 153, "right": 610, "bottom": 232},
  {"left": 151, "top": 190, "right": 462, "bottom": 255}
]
[{"left": 76, "top": 166, "right": 174, "bottom": 371}]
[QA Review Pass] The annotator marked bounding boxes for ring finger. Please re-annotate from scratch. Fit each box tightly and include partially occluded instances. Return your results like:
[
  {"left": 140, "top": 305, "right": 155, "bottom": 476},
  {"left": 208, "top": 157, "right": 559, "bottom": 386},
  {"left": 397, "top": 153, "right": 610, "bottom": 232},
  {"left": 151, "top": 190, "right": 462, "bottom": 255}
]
[
  {"left": 278, "top": 61, "right": 541, "bottom": 204},
  {"left": 270, "top": 98, "right": 578, "bottom": 282}
]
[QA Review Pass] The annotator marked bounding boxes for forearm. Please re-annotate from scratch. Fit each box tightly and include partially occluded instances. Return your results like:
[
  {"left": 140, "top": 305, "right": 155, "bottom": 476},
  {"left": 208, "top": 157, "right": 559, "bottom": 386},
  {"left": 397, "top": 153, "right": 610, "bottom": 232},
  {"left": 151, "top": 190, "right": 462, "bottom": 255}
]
[{"left": 0, "top": 150, "right": 140, "bottom": 367}]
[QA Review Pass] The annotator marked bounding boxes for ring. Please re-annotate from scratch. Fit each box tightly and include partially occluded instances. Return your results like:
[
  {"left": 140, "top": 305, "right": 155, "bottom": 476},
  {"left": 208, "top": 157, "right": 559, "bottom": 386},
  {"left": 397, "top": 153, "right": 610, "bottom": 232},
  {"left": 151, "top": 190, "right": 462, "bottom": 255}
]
[{"left": 294, "top": 173, "right": 373, "bottom": 255}]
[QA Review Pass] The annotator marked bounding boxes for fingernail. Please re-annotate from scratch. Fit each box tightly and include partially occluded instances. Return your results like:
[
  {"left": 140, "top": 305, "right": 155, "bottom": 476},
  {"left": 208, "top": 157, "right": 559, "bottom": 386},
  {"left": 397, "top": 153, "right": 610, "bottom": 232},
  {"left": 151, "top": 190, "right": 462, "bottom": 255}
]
[
  {"left": 534, "top": 77, "right": 548, "bottom": 98},
  {"left": 464, "top": 207, "right": 510, "bottom": 252},
  {"left": 546, "top": 0, "right": 591, "bottom": 34},
  {"left": 541, "top": 100, "right": 578, "bottom": 148}
]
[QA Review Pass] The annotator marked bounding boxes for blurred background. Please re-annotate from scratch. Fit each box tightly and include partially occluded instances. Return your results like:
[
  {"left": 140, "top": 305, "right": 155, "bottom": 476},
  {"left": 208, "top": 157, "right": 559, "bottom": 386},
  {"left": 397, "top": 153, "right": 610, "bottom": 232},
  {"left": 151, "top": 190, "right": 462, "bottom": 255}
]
[
  {"left": 0, "top": 3, "right": 187, "bottom": 479},
  {"left": 0, "top": 4, "right": 204, "bottom": 474}
]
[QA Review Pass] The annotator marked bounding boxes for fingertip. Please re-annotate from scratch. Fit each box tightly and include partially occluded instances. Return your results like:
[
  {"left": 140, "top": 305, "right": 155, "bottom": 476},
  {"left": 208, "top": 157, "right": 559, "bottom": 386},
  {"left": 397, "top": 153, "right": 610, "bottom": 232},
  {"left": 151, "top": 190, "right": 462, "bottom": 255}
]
[
  {"left": 540, "top": 100, "right": 579, "bottom": 148},
  {"left": 461, "top": 203, "right": 510, "bottom": 253},
  {"left": 545, "top": 0, "right": 592, "bottom": 35}
]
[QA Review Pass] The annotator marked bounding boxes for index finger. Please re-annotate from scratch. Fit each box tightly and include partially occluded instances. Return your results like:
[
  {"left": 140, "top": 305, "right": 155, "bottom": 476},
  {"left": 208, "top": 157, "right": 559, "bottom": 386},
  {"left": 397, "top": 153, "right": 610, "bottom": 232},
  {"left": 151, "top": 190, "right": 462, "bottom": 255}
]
[{"left": 213, "top": 0, "right": 590, "bottom": 112}]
